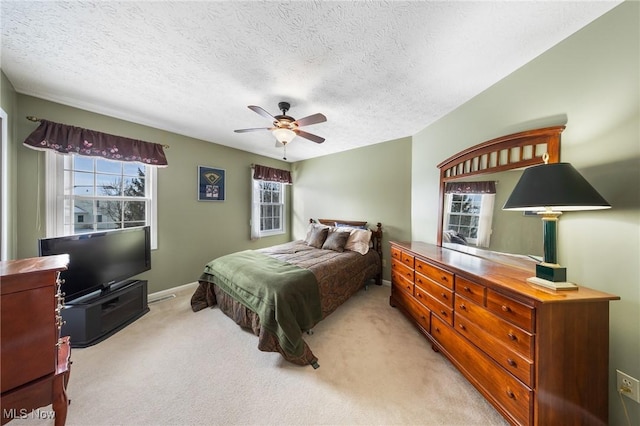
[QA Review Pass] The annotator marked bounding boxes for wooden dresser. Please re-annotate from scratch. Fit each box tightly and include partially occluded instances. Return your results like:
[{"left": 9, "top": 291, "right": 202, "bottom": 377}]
[
  {"left": 1, "top": 255, "right": 71, "bottom": 426},
  {"left": 389, "top": 241, "right": 619, "bottom": 426}
]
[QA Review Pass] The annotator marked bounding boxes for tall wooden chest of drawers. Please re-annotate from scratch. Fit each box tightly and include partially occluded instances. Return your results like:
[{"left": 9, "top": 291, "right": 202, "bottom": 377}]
[
  {"left": 389, "top": 241, "right": 619, "bottom": 426},
  {"left": 1, "top": 255, "right": 71, "bottom": 426}
]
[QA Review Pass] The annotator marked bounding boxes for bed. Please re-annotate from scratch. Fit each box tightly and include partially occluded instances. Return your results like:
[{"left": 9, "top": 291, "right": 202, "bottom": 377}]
[{"left": 190, "top": 219, "right": 383, "bottom": 368}]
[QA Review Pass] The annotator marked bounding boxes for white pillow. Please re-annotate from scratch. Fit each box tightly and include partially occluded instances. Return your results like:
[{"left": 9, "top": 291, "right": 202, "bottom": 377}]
[{"left": 340, "top": 227, "right": 372, "bottom": 255}]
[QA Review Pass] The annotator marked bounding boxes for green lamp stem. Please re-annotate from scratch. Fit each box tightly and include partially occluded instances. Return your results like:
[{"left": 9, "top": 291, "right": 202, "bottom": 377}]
[{"left": 540, "top": 210, "right": 561, "bottom": 265}]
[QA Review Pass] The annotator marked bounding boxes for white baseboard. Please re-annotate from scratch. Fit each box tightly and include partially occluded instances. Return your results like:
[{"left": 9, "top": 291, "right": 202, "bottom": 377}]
[{"left": 148, "top": 281, "right": 198, "bottom": 303}]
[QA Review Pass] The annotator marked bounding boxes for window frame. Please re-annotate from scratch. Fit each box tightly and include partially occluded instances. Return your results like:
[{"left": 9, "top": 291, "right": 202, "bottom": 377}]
[
  {"left": 45, "top": 151, "right": 158, "bottom": 249},
  {"left": 252, "top": 178, "right": 286, "bottom": 238}
]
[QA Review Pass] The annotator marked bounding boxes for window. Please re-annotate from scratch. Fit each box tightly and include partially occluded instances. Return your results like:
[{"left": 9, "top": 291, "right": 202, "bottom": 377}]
[
  {"left": 46, "top": 152, "right": 158, "bottom": 248},
  {"left": 446, "top": 193, "right": 482, "bottom": 242},
  {"left": 444, "top": 193, "right": 495, "bottom": 247},
  {"left": 251, "top": 179, "right": 286, "bottom": 238}
]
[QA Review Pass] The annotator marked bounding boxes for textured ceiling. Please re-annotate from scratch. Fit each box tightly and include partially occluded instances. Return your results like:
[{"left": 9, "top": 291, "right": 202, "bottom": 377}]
[{"left": 1, "top": 1, "right": 621, "bottom": 162}]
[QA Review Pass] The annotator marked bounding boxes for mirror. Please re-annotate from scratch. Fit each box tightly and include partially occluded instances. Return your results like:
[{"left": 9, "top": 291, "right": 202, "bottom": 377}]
[
  {"left": 437, "top": 126, "right": 564, "bottom": 260},
  {"left": 442, "top": 170, "right": 543, "bottom": 257}
]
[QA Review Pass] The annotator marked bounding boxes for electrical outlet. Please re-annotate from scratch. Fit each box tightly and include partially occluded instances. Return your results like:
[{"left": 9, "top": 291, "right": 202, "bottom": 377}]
[{"left": 616, "top": 370, "right": 640, "bottom": 403}]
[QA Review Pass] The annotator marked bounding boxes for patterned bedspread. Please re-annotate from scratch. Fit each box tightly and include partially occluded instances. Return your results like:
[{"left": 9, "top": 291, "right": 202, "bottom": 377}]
[{"left": 190, "top": 240, "right": 381, "bottom": 367}]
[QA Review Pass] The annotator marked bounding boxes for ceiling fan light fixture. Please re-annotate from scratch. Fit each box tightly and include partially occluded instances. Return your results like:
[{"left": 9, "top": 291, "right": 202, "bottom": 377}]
[{"left": 272, "top": 127, "right": 296, "bottom": 145}]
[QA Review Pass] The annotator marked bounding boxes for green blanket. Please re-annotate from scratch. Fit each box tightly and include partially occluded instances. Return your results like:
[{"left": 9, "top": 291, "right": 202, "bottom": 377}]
[{"left": 199, "top": 250, "right": 322, "bottom": 358}]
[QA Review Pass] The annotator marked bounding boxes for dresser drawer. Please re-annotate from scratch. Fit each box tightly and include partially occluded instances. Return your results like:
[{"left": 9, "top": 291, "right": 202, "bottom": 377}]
[
  {"left": 455, "top": 311, "right": 534, "bottom": 387},
  {"left": 487, "top": 290, "right": 535, "bottom": 332},
  {"left": 416, "top": 288, "right": 453, "bottom": 326},
  {"left": 415, "top": 271, "right": 454, "bottom": 309},
  {"left": 415, "top": 258, "right": 453, "bottom": 289},
  {"left": 431, "top": 316, "right": 532, "bottom": 426},
  {"left": 392, "top": 285, "right": 430, "bottom": 333},
  {"left": 392, "top": 270, "right": 414, "bottom": 296},
  {"left": 390, "top": 246, "right": 402, "bottom": 261},
  {"left": 455, "top": 295, "right": 533, "bottom": 359},
  {"left": 391, "top": 258, "right": 414, "bottom": 283},
  {"left": 401, "top": 251, "right": 414, "bottom": 268},
  {"left": 456, "top": 276, "right": 486, "bottom": 306},
  {"left": 1, "top": 285, "right": 57, "bottom": 393}
]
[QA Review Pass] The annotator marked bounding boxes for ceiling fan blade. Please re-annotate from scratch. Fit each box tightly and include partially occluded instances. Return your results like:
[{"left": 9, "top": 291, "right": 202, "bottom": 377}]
[
  {"left": 293, "top": 113, "right": 327, "bottom": 127},
  {"left": 234, "top": 127, "right": 271, "bottom": 133},
  {"left": 248, "top": 105, "right": 277, "bottom": 121},
  {"left": 295, "top": 129, "right": 325, "bottom": 144}
]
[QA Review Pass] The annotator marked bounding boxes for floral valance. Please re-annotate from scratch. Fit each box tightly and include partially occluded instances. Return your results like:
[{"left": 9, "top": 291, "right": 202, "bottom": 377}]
[
  {"left": 444, "top": 181, "right": 496, "bottom": 194},
  {"left": 252, "top": 164, "right": 292, "bottom": 184},
  {"left": 23, "top": 119, "right": 168, "bottom": 167}
]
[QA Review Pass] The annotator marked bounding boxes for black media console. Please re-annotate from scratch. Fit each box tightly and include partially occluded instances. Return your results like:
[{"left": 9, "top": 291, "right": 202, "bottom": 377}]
[{"left": 61, "top": 279, "right": 149, "bottom": 348}]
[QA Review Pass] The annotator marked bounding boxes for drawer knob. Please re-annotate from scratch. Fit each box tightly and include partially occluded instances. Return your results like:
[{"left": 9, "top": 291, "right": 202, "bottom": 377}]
[
  {"left": 441, "top": 276, "right": 448, "bottom": 282},
  {"left": 506, "top": 389, "right": 516, "bottom": 399},
  {"left": 501, "top": 305, "right": 512, "bottom": 313},
  {"left": 459, "top": 303, "right": 467, "bottom": 311},
  {"left": 459, "top": 324, "right": 466, "bottom": 331},
  {"left": 440, "top": 310, "right": 447, "bottom": 316},
  {"left": 507, "top": 358, "right": 517, "bottom": 367},
  {"left": 435, "top": 327, "right": 440, "bottom": 333},
  {"left": 417, "top": 293, "right": 423, "bottom": 298},
  {"left": 507, "top": 332, "right": 518, "bottom": 341},
  {"left": 441, "top": 293, "right": 447, "bottom": 299},
  {"left": 464, "top": 286, "right": 471, "bottom": 293}
]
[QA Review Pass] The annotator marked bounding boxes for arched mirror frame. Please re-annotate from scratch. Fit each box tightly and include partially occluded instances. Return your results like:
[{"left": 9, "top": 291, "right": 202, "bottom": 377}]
[{"left": 436, "top": 125, "right": 565, "bottom": 247}]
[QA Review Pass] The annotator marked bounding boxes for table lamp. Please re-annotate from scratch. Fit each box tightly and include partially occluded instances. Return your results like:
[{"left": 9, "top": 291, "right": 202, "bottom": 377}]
[{"left": 503, "top": 157, "right": 610, "bottom": 290}]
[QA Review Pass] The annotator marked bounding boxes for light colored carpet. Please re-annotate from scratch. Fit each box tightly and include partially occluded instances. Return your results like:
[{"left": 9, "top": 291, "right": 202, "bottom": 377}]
[{"left": 12, "top": 283, "right": 508, "bottom": 426}]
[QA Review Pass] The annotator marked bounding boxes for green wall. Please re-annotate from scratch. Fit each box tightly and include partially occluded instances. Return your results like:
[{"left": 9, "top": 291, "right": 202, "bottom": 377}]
[
  {"left": 412, "top": 3, "right": 639, "bottom": 425},
  {"left": 14, "top": 95, "right": 292, "bottom": 294},
  {"left": 292, "top": 137, "right": 412, "bottom": 282}
]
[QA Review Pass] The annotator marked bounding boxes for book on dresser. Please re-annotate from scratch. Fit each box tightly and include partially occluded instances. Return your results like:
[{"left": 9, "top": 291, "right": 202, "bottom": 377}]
[{"left": 389, "top": 241, "right": 619, "bottom": 426}]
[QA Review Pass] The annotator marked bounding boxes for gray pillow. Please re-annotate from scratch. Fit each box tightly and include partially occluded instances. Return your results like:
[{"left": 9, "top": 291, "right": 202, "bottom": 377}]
[
  {"left": 306, "top": 226, "right": 329, "bottom": 248},
  {"left": 322, "top": 229, "right": 351, "bottom": 252}
]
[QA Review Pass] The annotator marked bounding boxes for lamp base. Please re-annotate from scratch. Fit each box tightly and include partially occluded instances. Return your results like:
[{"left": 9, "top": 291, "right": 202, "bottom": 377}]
[
  {"left": 535, "top": 263, "right": 567, "bottom": 282},
  {"left": 527, "top": 276, "right": 578, "bottom": 291}
]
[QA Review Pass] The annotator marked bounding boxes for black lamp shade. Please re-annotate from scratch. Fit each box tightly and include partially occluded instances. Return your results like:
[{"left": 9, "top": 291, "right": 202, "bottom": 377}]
[{"left": 503, "top": 163, "right": 611, "bottom": 211}]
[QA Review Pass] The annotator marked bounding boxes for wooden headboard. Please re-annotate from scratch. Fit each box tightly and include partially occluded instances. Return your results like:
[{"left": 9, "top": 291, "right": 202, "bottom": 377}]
[{"left": 311, "top": 218, "right": 383, "bottom": 257}]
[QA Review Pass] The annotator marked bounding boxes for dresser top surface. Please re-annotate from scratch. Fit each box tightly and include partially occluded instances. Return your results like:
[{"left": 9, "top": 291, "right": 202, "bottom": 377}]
[
  {"left": 0, "top": 254, "right": 69, "bottom": 278},
  {"left": 391, "top": 241, "right": 619, "bottom": 303}
]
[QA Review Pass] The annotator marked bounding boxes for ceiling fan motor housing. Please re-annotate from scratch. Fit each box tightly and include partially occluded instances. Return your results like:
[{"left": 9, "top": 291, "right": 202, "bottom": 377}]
[{"left": 275, "top": 102, "right": 295, "bottom": 127}]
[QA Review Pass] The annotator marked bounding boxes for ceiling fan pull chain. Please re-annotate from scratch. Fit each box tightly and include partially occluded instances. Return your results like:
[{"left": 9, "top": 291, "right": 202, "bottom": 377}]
[{"left": 283, "top": 143, "right": 287, "bottom": 161}]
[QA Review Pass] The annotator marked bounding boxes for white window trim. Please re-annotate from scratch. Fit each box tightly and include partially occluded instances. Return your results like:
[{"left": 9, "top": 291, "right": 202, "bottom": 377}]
[
  {"left": 45, "top": 151, "right": 158, "bottom": 249},
  {"left": 0, "top": 108, "right": 8, "bottom": 260}
]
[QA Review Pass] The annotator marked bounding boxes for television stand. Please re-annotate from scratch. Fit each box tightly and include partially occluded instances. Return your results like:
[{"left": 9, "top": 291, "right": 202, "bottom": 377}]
[{"left": 61, "top": 280, "right": 149, "bottom": 348}]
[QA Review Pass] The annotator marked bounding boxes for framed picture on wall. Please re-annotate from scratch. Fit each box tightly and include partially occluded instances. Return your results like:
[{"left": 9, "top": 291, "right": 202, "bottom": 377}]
[{"left": 198, "top": 166, "right": 226, "bottom": 201}]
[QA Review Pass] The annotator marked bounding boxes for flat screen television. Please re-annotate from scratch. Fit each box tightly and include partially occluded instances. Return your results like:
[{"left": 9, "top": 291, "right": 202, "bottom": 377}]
[{"left": 38, "top": 226, "right": 151, "bottom": 303}]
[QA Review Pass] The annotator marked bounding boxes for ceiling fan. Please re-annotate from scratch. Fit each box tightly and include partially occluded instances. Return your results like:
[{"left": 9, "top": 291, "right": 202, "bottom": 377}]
[{"left": 234, "top": 101, "right": 327, "bottom": 160}]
